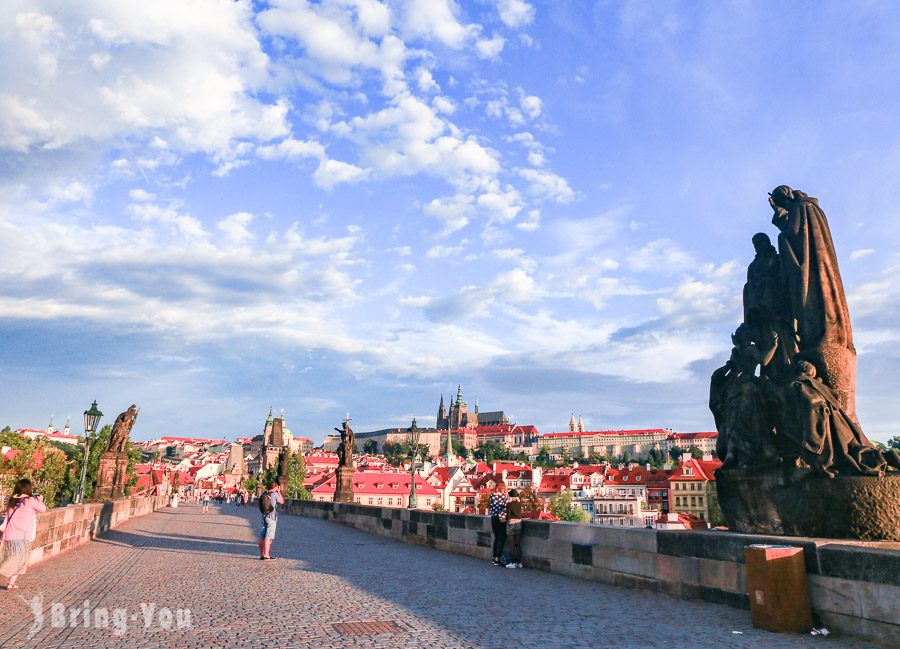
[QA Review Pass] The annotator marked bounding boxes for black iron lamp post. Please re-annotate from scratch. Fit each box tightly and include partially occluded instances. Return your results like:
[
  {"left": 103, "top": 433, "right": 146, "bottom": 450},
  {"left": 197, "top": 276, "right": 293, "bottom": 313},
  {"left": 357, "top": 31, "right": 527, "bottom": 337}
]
[
  {"left": 74, "top": 400, "right": 103, "bottom": 504},
  {"left": 406, "top": 418, "right": 421, "bottom": 509}
]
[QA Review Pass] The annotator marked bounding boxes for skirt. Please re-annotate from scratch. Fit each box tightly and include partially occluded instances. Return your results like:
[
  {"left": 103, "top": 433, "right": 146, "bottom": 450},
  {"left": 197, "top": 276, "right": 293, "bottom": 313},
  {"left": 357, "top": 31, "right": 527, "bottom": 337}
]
[{"left": 0, "top": 540, "right": 31, "bottom": 577}]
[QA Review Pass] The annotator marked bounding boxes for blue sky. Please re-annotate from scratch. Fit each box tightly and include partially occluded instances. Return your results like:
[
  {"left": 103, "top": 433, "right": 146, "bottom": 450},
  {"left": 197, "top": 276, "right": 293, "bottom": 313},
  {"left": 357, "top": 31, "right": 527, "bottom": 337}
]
[{"left": 2, "top": 1, "right": 899, "bottom": 443}]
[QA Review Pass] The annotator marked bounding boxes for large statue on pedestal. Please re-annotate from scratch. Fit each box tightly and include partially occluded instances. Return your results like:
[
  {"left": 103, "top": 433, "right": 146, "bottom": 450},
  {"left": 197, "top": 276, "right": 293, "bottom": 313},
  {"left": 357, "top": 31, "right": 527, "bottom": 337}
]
[
  {"left": 94, "top": 404, "right": 139, "bottom": 501},
  {"left": 333, "top": 417, "right": 355, "bottom": 504},
  {"left": 712, "top": 187, "right": 900, "bottom": 541}
]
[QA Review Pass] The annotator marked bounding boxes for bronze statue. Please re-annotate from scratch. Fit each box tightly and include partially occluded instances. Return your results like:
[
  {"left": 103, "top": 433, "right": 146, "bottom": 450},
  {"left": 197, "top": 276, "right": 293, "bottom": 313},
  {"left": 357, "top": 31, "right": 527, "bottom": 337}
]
[
  {"left": 107, "top": 404, "right": 138, "bottom": 453},
  {"left": 769, "top": 185, "right": 857, "bottom": 417},
  {"left": 333, "top": 417, "right": 355, "bottom": 503},
  {"left": 711, "top": 187, "right": 900, "bottom": 541},
  {"left": 334, "top": 419, "right": 355, "bottom": 467},
  {"left": 710, "top": 325, "right": 779, "bottom": 468},
  {"left": 773, "top": 361, "right": 900, "bottom": 477},
  {"left": 742, "top": 232, "right": 797, "bottom": 382},
  {"left": 712, "top": 187, "right": 899, "bottom": 478}
]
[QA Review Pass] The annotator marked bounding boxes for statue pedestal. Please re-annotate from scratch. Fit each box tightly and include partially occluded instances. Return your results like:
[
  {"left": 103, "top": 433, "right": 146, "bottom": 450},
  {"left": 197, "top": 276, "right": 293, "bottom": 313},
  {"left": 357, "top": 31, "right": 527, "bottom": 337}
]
[
  {"left": 333, "top": 465, "right": 355, "bottom": 503},
  {"left": 94, "top": 451, "right": 130, "bottom": 501},
  {"left": 716, "top": 466, "right": 900, "bottom": 541}
]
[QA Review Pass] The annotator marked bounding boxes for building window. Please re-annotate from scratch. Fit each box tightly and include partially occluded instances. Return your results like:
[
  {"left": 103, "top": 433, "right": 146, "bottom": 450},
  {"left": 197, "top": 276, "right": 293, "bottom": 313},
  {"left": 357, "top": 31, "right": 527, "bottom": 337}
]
[{"left": 369, "top": 498, "right": 374, "bottom": 504}]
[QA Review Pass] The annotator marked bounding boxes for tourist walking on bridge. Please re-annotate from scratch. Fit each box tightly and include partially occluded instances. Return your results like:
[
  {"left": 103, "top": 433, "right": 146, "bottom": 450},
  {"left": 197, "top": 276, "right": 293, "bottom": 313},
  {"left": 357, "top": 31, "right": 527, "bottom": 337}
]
[
  {"left": 258, "top": 479, "right": 283, "bottom": 560},
  {"left": 488, "top": 481, "right": 508, "bottom": 566},
  {"left": 0, "top": 479, "right": 47, "bottom": 590}
]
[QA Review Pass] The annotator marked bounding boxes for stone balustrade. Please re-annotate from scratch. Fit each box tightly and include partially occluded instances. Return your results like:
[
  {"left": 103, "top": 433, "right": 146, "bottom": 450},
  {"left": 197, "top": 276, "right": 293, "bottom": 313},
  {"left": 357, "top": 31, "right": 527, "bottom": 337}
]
[
  {"left": 284, "top": 499, "right": 899, "bottom": 646},
  {"left": 26, "top": 493, "right": 170, "bottom": 566}
]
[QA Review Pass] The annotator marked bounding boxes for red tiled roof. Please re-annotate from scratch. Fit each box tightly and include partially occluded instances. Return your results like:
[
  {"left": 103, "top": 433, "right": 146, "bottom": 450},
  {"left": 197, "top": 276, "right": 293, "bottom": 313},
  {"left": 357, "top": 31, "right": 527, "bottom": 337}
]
[
  {"left": 604, "top": 465, "right": 647, "bottom": 484},
  {"left": 668, "top": 457, "right": 723, "bottom": 482},
  {"left": 671, "top": 432, "right": 717, "bottom": 440},
  {"left": 311, "top": 471, "right": 439, "bottom": 497}
]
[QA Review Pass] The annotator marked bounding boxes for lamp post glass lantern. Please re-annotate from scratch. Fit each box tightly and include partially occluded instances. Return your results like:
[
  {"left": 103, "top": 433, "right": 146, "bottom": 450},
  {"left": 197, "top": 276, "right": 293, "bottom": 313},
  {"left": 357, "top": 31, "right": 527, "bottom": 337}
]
[
  {"left": 407, "top": 418, "right": 421, "bottom": 509},
  {"left": 75, "top": 400, "right": 103, "bottom": 504}
]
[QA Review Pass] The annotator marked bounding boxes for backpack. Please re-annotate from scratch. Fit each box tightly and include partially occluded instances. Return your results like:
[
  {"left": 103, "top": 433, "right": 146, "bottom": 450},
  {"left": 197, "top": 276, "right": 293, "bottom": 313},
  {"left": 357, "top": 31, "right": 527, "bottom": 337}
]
[{"left": 258, "top": 491, "right": 274, "bottom": 515}]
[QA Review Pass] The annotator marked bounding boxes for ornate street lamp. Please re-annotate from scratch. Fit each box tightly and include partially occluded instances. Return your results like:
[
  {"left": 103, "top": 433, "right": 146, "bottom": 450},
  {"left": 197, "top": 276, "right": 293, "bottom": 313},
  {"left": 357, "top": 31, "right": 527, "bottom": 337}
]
[
  {"left": 406, "top": 418, "right": 421, "bottom": 509},
  {"left": 74, "top": 400, "right": 103, "bottom": 504}
]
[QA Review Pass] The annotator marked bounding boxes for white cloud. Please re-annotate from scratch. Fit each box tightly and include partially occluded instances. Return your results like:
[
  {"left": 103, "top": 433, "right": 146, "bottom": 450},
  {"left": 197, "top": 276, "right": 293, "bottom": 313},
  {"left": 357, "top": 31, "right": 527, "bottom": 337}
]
[
  {"left": 0, "top": 2, "right": 288, "bottom": 162},
  {"left": 399, "top": 0, "right": 479, "bottom": 49},
  {"left": 415, "top": 67, "right": 439, "bottom": 92},
  {"left": 424, "top": 194, "right": 473, "bottom": 234},
  {"left": 217, "top": 211, "right": 255, "bottom": 246},
  {"left": 313, "top": 158, "right": 372, "bottom": 190},
  {"left": 475, "top": 34, "right": 505, "bottom": 60},
  {"left": 257, "top": 138, "right": 326, "bottom": 161},
  {"left": 850, "top": 248, "right": 875, "bottom": 261},
  {"left": 519, "top": 93, "right": 542, "bottom": 119},
  {"left": 399, "top": 295, "right": 432, "bottom": 308},
  {"left": 518, "top": 168, "right": 575, "bottom": 203},
  {"left": 517, "top": 208, "right": 541, "bottom": 231},
  {"left": 629, "top": 239, "right": 695, "bottom": 272},
  {"left": 128, "top": 188, "right": 155, "bottom": 202},
  {"left": 427, "top": 243, "right": 464, "bottom": 259},
  {"left": 498, "top": 0, "right": 535, "bottom": 28}
]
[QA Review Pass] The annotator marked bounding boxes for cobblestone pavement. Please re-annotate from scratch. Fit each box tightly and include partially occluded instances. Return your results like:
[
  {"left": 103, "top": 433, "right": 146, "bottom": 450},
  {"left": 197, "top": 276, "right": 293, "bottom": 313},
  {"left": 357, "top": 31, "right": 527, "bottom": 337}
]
[{"left": 0, "top": 504, "right": 878, "bottom": 648}]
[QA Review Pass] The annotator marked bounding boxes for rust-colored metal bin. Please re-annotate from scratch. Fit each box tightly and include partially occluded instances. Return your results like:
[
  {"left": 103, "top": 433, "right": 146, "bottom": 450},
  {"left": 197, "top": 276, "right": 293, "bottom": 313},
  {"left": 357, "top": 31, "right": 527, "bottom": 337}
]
[{"left": 745, "top": 544, "right": 813, "bottom": 633}]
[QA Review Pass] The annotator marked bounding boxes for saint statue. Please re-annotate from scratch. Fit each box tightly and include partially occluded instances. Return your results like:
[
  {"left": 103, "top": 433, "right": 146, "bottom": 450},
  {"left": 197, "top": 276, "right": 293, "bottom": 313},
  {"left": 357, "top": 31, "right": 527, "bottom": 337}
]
[
  {"left": 334, "top": 419, "right": 355, "bottom": 468},
  {"left": 773, "top": 361, "right": 900, "bottom": 477},
  {"left": 742, "top": 232, "right": 797, "bottom": 383},
  {"left": 107, "top": 404, "right": 138, "bottom": 454},
  {"left": 769, "top": 185, "right": 857, "bottom": 416},
  {"left": 710, "top": 325, "right": 780, "bottom": 469}
]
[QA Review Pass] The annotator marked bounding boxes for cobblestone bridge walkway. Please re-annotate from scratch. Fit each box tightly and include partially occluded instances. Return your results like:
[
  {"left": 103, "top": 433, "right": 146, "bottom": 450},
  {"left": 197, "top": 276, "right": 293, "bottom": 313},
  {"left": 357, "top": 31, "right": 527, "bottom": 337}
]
[{"left": 0, "top": 504, "right": 876, "bottom": 648}]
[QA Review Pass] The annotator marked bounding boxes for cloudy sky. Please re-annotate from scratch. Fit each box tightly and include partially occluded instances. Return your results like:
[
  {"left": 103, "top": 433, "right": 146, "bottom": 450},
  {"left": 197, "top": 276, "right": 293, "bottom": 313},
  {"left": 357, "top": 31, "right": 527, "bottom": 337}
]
[{"left": 2, "top": 1, "right": 899, "bottom": 443}]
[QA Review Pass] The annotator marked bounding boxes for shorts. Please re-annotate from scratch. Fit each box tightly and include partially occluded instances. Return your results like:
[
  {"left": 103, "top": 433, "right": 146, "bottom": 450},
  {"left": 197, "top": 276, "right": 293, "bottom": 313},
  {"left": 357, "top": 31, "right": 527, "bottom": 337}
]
[{"left": 260, "top": 519, "right": 277, "bottom": 540}]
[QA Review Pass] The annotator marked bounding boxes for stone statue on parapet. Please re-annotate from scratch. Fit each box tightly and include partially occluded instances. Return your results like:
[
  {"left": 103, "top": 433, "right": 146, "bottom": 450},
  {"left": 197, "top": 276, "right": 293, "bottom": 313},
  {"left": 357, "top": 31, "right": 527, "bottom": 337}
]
[
  {"left": 333, "top": 416, "right": 355, "bottom": 503},
  {"left": 94, "top": 404, "right": 139, "bottom": 501},
  {"left": 107, "top": 404, "right": 138, "bottom": 454},
  {"left": 710, "top": 186, "right": 899, "bottom": 540}
]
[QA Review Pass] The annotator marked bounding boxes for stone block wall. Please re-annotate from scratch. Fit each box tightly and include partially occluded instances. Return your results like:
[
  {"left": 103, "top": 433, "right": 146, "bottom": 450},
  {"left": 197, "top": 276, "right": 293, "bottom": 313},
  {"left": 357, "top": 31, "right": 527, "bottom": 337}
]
[
  {"left": 27, "top": 493, "right": 170, "bottom": 566},
  {"left": 283, "top": 499, "right": 899, "bottom": 646}
]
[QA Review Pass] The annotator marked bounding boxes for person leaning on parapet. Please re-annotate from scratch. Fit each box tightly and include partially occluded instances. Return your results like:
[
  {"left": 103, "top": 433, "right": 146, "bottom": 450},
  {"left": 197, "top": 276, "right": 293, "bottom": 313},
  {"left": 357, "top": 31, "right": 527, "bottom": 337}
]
[
  {"left": 0, "top": 479, "right": 47, "bottom": 590},
  {"left": 258, "top": 479, "right": 284, "bottom": 561},
  {"left": 505, "top": 489, "right": 524, "bottom": 569},
  {"left": 488, "top": 481, "right": 509, "bottom": 567}
]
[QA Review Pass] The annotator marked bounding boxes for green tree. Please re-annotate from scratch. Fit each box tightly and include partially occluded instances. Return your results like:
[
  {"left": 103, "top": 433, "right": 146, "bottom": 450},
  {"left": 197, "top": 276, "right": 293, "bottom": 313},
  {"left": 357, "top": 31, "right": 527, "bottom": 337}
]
[
  {"left": 688, "top": 446, "right": 703, "bottom": 459},
  {"left": 244, "top": 476, "right": 258, "bottom": 494},
  {"left": 123, "top": 442, "right": 141, "bottom": 496},
  {"left": 363, "top": 439, "right": 378, "bottom": 455},
  {"left": 473, "top": 441, "right": 513, "bottom": 463},
  {"left": 548, "top": 490, "right": 589, "bottom": 523},
  {"left": 262, "top": 465, "right": 279, "bottom": 489},
  {"left": 887, "top": 436, "right": 900, "bottom": 451},
  {"left": 285, "top": 451, "right": 311, "bottom": 500},
  {"left": 587, "top": 451, "right": 607, "bottom": 465},
  {"left": 82, "top": 424, "right": 112, "bottom": 500},
  {"left": 559, "top": 448, "right": 572, "bottom": 466},
  {"left": 451, "top": 439, "right": 468, "bottom": 457}
]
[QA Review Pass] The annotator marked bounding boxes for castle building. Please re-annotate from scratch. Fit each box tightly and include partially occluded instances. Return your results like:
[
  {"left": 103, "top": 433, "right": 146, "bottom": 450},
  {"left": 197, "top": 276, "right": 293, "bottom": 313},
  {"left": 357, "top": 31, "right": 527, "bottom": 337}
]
[{"left": 436, "top": 386, "right": 507, "bottom": 431}]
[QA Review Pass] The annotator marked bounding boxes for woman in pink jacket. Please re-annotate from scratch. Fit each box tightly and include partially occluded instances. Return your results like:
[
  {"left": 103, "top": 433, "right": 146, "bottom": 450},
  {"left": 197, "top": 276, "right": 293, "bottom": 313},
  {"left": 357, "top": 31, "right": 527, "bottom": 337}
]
[{"left": 0, "top": 479, "right": 47, "bottom": 590}]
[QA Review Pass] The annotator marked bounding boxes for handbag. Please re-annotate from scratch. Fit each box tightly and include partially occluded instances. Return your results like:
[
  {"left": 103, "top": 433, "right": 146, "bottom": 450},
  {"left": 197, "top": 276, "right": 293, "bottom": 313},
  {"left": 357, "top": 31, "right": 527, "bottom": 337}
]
[{"left": 0, "top": 499, "right": 26, "bottom": 540}]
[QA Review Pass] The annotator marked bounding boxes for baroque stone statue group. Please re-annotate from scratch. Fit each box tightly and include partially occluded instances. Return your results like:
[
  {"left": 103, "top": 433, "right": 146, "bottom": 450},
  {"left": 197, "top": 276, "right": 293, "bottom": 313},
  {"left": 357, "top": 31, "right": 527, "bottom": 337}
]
[{"left": 711, "top": 186, "right": 899, "bottom": 540}]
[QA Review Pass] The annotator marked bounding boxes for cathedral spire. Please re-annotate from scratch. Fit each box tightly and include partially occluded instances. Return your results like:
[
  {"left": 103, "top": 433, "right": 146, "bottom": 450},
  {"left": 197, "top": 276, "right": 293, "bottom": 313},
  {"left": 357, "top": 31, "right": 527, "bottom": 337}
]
[
  {"left": 569, "top": 413, "right": 576, "bottom": 432},
  {"left": 577, "top": 415, "right": 585, "bottom": 433}
]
